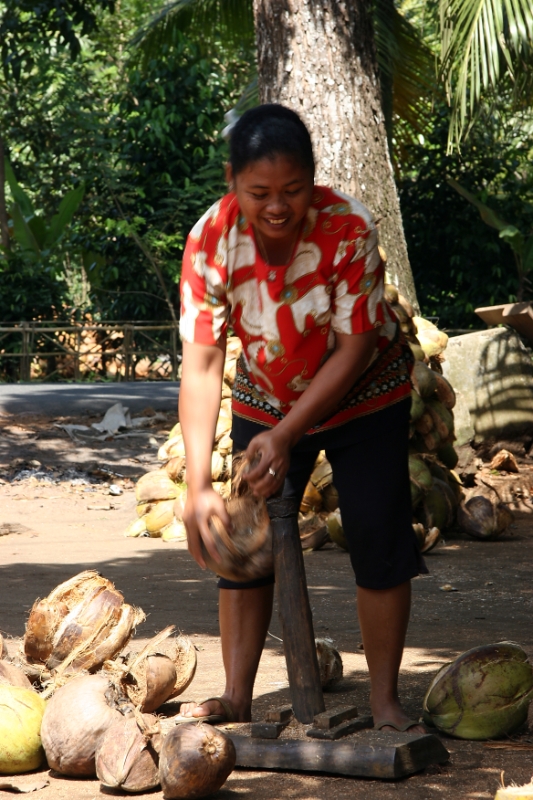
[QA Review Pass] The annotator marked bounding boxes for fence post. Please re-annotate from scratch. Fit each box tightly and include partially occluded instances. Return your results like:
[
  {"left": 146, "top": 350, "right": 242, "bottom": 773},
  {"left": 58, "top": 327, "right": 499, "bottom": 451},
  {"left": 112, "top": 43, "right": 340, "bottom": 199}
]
[
  {"left": 20, "top": 322, "right": 30, "bottom": 381},
  {"left": 123, "top": 324, "right": 133, "bottom": 381},
  {"left": 74, "top": 329, "right": 81, "bottom": 381}
]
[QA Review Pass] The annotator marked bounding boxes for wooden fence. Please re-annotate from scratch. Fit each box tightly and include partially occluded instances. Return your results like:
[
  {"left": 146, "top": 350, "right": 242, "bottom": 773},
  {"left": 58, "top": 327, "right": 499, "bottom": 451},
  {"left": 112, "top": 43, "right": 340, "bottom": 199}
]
[{"left": 0, "top": 321, "right": 180, "bottom": 382}]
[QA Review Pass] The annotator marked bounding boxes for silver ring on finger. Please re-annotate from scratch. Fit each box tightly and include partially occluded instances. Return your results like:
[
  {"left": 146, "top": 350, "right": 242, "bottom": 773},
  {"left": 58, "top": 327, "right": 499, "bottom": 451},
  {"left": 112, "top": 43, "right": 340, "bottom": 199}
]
[{"left": 268, "top": 467, "right": 276, "bottom": 477}]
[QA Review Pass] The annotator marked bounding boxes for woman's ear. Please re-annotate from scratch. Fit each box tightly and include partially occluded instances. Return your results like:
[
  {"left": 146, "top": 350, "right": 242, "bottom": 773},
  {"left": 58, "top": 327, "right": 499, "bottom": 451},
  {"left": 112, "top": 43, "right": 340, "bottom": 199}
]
[
  {"left": 226, "top": 161, "right": 235, "bottom": 192},
  {"left": 225, "top": 163, "right": 235, "bottom": 192}
]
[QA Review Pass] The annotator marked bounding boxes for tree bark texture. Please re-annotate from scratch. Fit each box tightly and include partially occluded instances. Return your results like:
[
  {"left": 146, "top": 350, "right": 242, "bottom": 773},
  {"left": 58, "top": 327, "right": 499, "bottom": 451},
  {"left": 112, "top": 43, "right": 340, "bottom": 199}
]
[{"left": 252, "top": 0, "right": 418, "bottom": 310}]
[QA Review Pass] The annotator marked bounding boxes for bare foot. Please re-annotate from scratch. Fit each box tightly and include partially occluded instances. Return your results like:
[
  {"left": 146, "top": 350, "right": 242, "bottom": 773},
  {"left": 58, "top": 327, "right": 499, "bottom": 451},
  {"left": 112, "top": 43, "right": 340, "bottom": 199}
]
[{"left": 179, "top": 696, "right": 251, "bottom": 722}]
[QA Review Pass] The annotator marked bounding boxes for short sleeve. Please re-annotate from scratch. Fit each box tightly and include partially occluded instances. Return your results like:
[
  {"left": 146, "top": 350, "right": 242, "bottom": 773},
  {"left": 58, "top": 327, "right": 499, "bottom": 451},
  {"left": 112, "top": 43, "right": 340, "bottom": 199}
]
[
  {"left": 331, "top": 221, "right": 386, "bottom": 335},
  {"left": 179, "top": 200, "right": 230, "bottom": 346}
]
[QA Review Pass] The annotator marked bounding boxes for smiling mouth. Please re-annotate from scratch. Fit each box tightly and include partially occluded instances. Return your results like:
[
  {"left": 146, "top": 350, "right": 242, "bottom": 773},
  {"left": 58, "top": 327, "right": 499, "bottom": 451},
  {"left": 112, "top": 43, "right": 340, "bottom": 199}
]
[{"left": 265, "top": 218, "right": 288, "bottom": 225}]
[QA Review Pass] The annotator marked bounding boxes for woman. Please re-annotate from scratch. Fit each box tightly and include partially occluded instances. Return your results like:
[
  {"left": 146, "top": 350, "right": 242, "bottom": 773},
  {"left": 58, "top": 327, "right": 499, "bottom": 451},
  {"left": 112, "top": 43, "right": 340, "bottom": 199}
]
[{"left": 179, "top": 104, "right": 426, "bottom": 733}]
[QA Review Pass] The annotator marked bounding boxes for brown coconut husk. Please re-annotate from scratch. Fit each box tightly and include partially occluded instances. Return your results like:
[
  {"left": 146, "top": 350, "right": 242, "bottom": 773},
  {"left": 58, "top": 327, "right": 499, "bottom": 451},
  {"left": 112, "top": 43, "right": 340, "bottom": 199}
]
[
  {"left": 135, "top": 470, "right": 180, "bottom": 502},
  {"left": 434, "top": 372, "right": 456, "bottom": 410},
  {"left": 108, "top": 627, "right": 197, "bottom": 713},
  {"left": 165, "top": 456, "right": 186, "bottom": 482},
  {"left": 40, "top": 673, "right": 130, "bottom": 776},
  {"left": 0, "top": 634, "right": 6, "bottom": 659},
  {"left": 457, "top": 483, "right": 514, "bottom": 540},
  {"left": 415, "top": 410, "right": 434, "bottom": 435},
  {"left": 300, "top": 481, "right": 323, "bottom": 514},
  {"left": 490, "top": 449, "right": 519, "bottom": 473},
  {"left": 159, "top": 723, "right": 236, "bottom": 800},
  {"left": 0, "top": 660, "right": 33, "bottom": 689},
  {"left": 96, "top": 712, "right": 161, "bottom": 792},
  {"left": 24, "top": 571, "right": 145, "bottom": 675},
  {"left": 315, "top": 639, "right": 343, "bottom": 689},
  {"left": 322, "top": 483, "right": 339, "bottom": 512},
  {"left": 201, "top": 454, "right": 273, "bottom": 583}
]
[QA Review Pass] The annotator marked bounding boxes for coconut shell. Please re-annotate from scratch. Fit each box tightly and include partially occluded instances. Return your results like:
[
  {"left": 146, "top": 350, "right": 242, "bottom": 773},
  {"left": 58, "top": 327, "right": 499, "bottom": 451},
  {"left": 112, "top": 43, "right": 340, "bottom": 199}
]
[
  {"left": 434, "top": 373, "right": 456, "bottom": 410},
  {"left": 0, "top": 661, "right": 32, "bottom": 689},
  {"left": 490, "top": 449, "right": 519, "bottom": 473},
  {"left": 0, "top": 686, "right": 46, "bottom": 774},
  {"left": 41, "top": 674, "right": 127, "bottom": 776},
  {"left": 426, "top": 399, "right": 454, "bottom": 442},
  {"left": 25, "top": 571, "right": 145, "bottom": 675},
  {"left": 165, "top": 456, "right": 186, "bottom": 482},
  {"left": 414, "top": 410, "right": 434, "bottom": 435},
  {"left": 135, "top": 470, "right": 179, "bottom": 503},
  {"left": 161, "top": 518, "right": 187, "bottom": 542},
  {"left": 113, "top": 629, "right": 197, "bottom": 711},
  {"left": 159, "top": 723, "right": 236, "bottom": 799},
  {"left": 144, "top": 500, "right": 176, "bottom": 535},
  {"left": 96, "top": 713, "right": 161, "bottom": 793},
  {"left": 410, "top": 390, "right": 425, "bottom": 422},
  {"left": 315, "top": 639, "right": 343, "bottom": 689},
  {"left": 326, "top": 510, "right": 349, "bottom": 551},
  {"left": 322, "top": 483, "right": 340, "bottom": 512},
  {"left": 437, "top": 442, "right": 459, "bottom": 470},
  {"left": 409, "top": 454, "right": 433, "bottom": 508},
  {"left": 457, "top": 486, "right": 514, "bottom": 540},
  {"left": 203, "top": 494, "right": 273, "bottom": 583},
  {"left": 125, "top": 517, "right": 147, "bottom": 538},
  {"left": 300, "top": 481, "right": 323, "bottom": 514},
  {"left": 413, "top": 361, "right": 438, "bottom": 399},
  {"left": 310, "top": 458, "right": 333, "bottom": 491},
  {"left": 423, "top": 641, "right": 533, "bottom": 740}
]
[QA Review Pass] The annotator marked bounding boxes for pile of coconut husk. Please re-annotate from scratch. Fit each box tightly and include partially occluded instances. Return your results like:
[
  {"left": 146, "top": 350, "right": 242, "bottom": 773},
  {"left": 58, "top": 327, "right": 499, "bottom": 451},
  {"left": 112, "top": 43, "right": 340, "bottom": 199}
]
[{"left": 0, "top": 570, "right": 224, "bottom": 794}]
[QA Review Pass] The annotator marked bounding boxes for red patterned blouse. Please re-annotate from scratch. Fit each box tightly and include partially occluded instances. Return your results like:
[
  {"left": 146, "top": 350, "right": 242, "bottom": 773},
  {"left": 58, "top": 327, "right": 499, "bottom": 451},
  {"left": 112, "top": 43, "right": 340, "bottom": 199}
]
[{"left": 180, "top": 186, "right": 412, "bottom": 432}]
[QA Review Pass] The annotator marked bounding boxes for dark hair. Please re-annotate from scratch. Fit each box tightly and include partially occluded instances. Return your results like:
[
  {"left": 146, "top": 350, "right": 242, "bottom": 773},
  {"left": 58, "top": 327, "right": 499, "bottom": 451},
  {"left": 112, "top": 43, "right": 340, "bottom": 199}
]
[{"left": 229, "top": 104, "right": 315, "bottom": 176}]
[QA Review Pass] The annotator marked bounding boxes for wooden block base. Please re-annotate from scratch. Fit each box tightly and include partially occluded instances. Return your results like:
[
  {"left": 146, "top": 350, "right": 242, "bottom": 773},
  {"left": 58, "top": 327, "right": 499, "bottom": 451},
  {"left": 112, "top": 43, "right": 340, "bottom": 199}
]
[
  {"left": 229, "top": 730, "right": 449, "bottom": 779},
  {"left": 307, "top": 715, "right": 373, "bottom": 740}
]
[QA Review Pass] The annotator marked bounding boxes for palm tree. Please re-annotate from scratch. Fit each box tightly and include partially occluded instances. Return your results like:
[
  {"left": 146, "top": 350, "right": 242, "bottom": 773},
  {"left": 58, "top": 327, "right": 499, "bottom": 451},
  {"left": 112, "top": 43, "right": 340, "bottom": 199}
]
[{"left": 438, "top": 0, "right": 533, "bottom": 150}]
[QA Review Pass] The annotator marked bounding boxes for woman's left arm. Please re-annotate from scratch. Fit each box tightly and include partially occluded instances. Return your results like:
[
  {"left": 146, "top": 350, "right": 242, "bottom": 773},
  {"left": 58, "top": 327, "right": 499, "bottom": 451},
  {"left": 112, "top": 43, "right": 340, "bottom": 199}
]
[{"left": 245, "top": 327, "right": 379, "bottom": 495}]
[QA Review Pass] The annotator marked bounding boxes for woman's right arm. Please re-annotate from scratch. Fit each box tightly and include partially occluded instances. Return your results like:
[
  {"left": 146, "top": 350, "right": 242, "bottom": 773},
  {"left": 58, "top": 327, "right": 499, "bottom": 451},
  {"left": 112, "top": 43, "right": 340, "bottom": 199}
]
[{"left": 179, "top": 339, "right": 231, "bottom": 568}]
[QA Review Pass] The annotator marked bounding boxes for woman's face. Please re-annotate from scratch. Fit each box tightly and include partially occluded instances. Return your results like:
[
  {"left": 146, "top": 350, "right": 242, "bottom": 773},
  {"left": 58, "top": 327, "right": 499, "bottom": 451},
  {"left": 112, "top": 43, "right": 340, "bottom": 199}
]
[{"left": 228, "top": 155, "right": 314, "bottom": 246}]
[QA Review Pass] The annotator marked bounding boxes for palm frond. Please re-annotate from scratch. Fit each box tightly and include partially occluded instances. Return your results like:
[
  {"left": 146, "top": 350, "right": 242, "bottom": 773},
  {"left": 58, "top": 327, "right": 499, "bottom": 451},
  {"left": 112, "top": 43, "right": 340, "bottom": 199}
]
[
  {"left": 130, "top": 0, "right": 254, "bottom": 61},
  {"left": 439, "top": 0, "right": 533, "bottom": 150},
  {"left": 374, "top": 0, "right": 441, "bottom": 157}
]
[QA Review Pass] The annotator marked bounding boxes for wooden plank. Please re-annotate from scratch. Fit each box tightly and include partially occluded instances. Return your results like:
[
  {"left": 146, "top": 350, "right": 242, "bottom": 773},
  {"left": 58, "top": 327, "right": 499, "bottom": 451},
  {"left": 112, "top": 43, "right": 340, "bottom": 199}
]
[
  {"left": 307, "top": 715, "right": 373, "bottom": 740},
  {"left": 251, "top": 722, "right": 287, "bottom": 739},
  {"left": 229, "top": 731, "right": 449, "bottom": 779},
  {"left": 313, "top": 705, "right": 359, "bottom": 730},
  {"left": 265, "top": 705, "right": 293, "bottom": 724},
  {"left": 267, "top": 496, "right": 325, "bottom": 724}
]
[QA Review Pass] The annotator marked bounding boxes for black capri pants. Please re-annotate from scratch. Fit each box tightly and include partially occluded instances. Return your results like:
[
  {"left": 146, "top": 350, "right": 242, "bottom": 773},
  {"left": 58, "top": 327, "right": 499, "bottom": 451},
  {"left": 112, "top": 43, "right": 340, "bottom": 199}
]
[{"left": 218, "top": 397, "right": 426, "bottom": 592}]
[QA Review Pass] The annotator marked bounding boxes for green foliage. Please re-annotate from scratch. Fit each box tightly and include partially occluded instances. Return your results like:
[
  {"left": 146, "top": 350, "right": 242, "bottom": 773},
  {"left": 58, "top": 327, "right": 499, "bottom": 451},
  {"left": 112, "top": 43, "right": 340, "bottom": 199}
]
[
  {"left": 0, "top": 0, "right": 116, "bottom": 79},
  {"left": 3, "top": 158, "right": 85, "bottom": 263},
  {"left": 399, "top": 101, "right": 533, "bottom": 329}
]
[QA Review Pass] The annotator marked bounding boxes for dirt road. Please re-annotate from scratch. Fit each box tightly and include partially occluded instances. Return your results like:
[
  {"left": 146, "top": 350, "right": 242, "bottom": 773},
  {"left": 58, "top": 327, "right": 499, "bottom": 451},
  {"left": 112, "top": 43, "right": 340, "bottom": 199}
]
[{"left": 1, "top": 407, "right": 533, "bottom": 800}]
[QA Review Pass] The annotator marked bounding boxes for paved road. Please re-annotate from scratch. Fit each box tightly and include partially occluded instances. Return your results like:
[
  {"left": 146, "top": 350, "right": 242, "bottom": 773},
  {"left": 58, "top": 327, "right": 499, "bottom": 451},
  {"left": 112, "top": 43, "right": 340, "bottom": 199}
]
[{"left": 0, "top": 381, "right": 180, "bottom": 416}]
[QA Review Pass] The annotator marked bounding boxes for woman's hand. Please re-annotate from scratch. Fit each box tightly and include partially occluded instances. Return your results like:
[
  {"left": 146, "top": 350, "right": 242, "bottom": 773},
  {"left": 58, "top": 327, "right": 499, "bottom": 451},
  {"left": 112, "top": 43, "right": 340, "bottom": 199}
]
[
  {"left": 244, "top": 427, "right": 291, "bottom": 497},
  {"left": 181, "top": 485, "right": 232, "bottom": 569}
]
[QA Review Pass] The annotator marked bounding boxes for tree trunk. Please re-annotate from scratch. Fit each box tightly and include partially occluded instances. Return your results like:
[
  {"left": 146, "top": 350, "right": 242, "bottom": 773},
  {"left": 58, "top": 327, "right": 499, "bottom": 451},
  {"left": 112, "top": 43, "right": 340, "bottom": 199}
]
[
  {"left": 252, "top": 0, "right": 418, "bottom": 311},
  {"left": 0, "top": 135, "right": 10, "bottom": 253}
]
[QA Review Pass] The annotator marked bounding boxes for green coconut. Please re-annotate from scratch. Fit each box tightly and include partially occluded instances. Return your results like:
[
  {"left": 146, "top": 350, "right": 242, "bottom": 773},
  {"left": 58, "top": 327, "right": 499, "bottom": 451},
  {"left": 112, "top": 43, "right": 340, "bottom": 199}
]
[
  {"left": 410, "top": 390, "right": 425, "bottom": 422},
  {"left": 434, "top": 373, "right": 456, "bottom": 410},
  {"left": 409, "top": 454, "right": 433, "bottom": 508},
  {"left": 413, "top": 362, "right": 438, "bottom": 399},
  {"left": 0, "top": 686, "right": 46, "bottom": 774},
  {"left": 418, "top": 478, "right": 456, "bottom": 532},
  {"left": 326, "top": 510, "right": 349, "bottom": 551},
  {"left": 423, "top": 642, "right": 533, "bottom": 740},
  {"left": 437, "top": 442, "right": 459, "bottom": 470},
  {"left": 426, "top": 399, "right": 454, "bottom": 442}
]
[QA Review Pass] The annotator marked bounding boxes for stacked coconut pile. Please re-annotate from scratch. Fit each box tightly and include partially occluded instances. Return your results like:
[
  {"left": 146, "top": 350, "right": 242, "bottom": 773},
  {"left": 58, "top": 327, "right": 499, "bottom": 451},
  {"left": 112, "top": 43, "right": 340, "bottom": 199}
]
[{"left": 0, "top": 570, "right": 239, "bottom": 797}]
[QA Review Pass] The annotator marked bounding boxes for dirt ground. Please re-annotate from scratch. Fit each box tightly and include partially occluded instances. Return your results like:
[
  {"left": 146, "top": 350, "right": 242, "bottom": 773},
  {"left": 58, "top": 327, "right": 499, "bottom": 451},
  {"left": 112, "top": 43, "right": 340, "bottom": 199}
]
[{"left": 1, "top": 407, "right": 533, "bottom": 800}]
